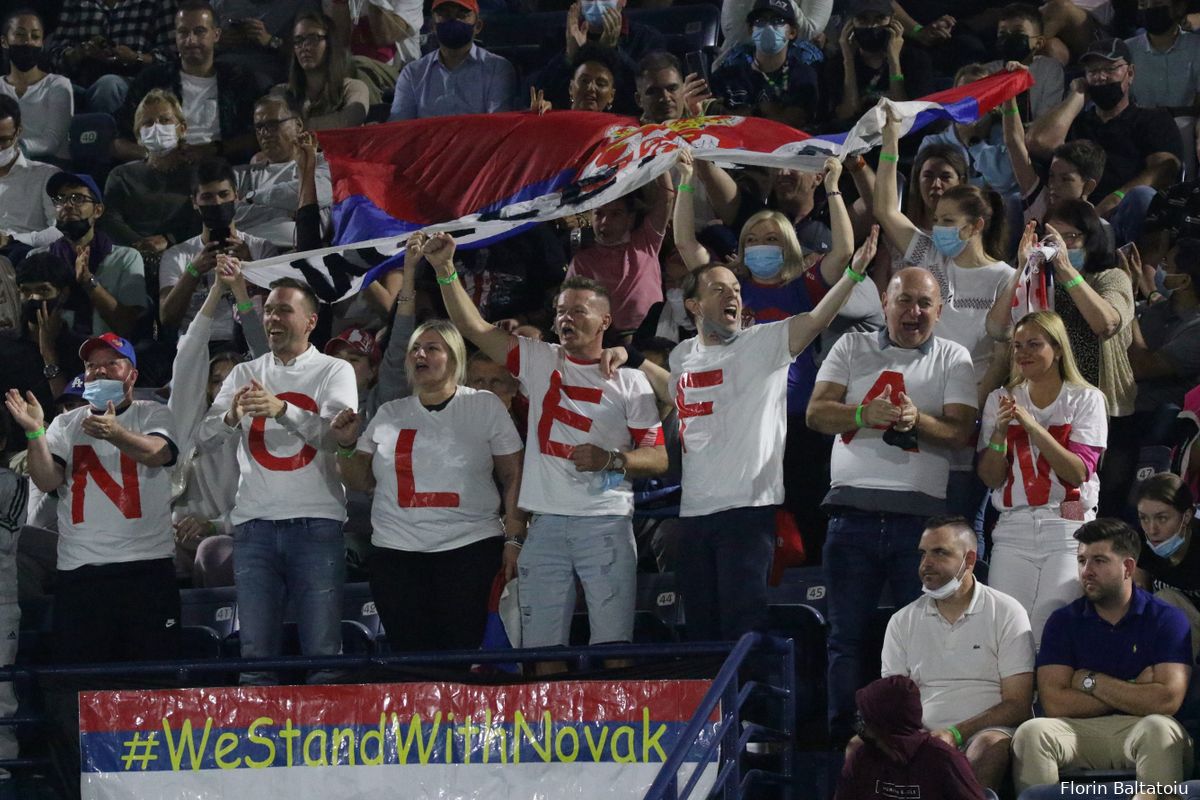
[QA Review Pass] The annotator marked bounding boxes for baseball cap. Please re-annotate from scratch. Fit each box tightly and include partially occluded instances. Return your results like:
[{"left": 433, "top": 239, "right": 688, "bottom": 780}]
[
  {"left": 1080, "top": 38, "right": 1132, "bottom": 65},
  {"left": 432, "top": 0, "right": 480, "bottom": 13},
  {"left": 747, "top": 0, "right": 797, "bottom": 25},
  {"left": 56, "top": 374, "right": 86, "bottom": 404},
  {"left": 324, "top": 325, "right": 380, "bottom": 363},
  {"left": 79, "top": 332, "right": 138, "bottom": 367},
  {"left": 46, "top": 171, "right": 104, "bottom": 205},
  {"left": 849, "top": 0, "right": 893, "bottom": 17}
]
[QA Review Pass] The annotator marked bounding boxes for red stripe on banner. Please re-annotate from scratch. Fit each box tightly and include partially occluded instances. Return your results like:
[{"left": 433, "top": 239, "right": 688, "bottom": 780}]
[
  {"left": 919, "top": 69, "right": 1036, "bottom": 116},
  {"left": 78, "top": 681, "right": 719, "bottom": 733}
]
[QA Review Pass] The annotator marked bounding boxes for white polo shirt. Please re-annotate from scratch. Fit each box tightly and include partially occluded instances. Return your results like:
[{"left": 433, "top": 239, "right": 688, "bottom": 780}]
[{"left": 881, "top": 581, "right": 1035, "bottom": 732}]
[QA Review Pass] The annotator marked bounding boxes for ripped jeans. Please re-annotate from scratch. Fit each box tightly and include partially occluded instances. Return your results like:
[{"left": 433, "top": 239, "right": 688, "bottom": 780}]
[{"left": 517, "top": 513, "right": 636, "bottom": 647}]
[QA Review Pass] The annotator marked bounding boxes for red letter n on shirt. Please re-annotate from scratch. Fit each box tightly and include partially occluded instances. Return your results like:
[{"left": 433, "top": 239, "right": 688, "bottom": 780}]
[
  {"left": 676, "top": 369, "right": 723, "bottom": 453},
  {"left": 71, "top": 445, "right": 142, "bottom": 525},
  {"left": 538, "top": 370, "right": 604, "bottom": 458}
]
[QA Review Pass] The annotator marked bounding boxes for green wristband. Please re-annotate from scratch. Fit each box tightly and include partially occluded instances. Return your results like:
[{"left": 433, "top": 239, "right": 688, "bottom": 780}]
[
  {"left": 947, "top": 725, "right": 964, "bottom": 747},
  {"left": 845, "top": 265, "right": 866, "bottom": 284},
  {"left": 890, "top": 73, "right": 905, "bottom": 82},
  {"left": 855, "top": 404, "right": 866, "bottom": 428},
  {"left": 1062, "top": 274, "right": 1085, "bottom": 290},
  {"left": 879, "top": 153, "right": 899, "bottom": 163},
  {"left": 436, "top": 271, "right": 459, "bottom": 285},
  {"left": 235, "top": 300, "right": 253, "bottom": 313},
  {"left": 677, "top": 183, "right": 695, "bottom": 193},
  {"left": 336, "top": 444, "right": 357, "bottom": 459},
  {"left": 911, "top": 23, "right": 924, "bottom": 34},
  {"left": 25, "top": 426, "right": 45, "bottom": 440},
  {"left": 1003, "top": 108, "right": 1020, "bottom": 116},
  {"left": 1112, "top": 190, "right": 1126, "bottom": 201},
  {"left": 184, "top": 262, "right": 200, "bottom": 279},
  {"left": 987, "top": 441, "right": 1007, "bottom": 454}
]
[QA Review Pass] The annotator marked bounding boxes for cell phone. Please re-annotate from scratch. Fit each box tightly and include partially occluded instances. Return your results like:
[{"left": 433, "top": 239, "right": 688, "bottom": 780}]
[
  {"left": 1118, "top": 242, "right": 1135, "bottom": 258},
  {"left": 685, "top": 50, "right": 710, "bottom": 84},
  {"left": 210, "top": 227, "right": 231, "bottom": 248}
]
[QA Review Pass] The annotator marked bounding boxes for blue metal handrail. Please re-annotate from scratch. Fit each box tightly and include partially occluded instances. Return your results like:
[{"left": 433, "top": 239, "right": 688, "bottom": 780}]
[{"left": 643, "top": 633, "right": 796, "bottom": 800}]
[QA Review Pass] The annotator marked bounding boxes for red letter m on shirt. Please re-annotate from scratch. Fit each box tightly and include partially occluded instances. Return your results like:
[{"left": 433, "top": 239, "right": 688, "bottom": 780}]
[{"left": 71, "top": 445, "right": 141, "bottom": 524}]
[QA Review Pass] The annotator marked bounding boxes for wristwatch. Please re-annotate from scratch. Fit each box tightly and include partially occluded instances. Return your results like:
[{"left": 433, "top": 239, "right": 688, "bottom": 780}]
[
  {"left": 268, "top": 35, "right": 282, "bottom": 49},
  {"left": 1081, "top": 671, "right": 1097, "bottom": 694},
  {"left": 85, "top": 276, "right": 99, "bottom": 291},
  {"left": 611, "top": 450, "right": 627, "bottom": 474},
  {"left": 43, "top": 362, "right": 61, "bottom": 379}
]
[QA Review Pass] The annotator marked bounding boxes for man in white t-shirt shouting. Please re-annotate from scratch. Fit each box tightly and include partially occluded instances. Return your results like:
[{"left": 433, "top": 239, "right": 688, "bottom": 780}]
[
  {"left": 5, "top": 332, "right": 181, "bottom": 663},
  {"left": 425, "top": 232, "right": 666, "bottom": 655},
  {"left": 806, "top": 267, "right": 978, "bottom": 746},
  {"left": 198, "top": 277, "right": 357, "bottom": 682}
]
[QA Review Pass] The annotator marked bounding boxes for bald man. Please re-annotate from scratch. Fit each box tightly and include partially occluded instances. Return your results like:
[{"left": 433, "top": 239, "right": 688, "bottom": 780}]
[{"left": 807, "top": 267, "right": 980, "bottom": 746}]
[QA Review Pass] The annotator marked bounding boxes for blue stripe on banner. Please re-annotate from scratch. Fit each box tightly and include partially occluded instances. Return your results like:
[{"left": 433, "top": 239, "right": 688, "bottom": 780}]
[
  {"left": 81, "top": 719, "right": 719, "bottom": 773},
  {"left": 910, "top": 97, "right": 981, "bottom": 135}
]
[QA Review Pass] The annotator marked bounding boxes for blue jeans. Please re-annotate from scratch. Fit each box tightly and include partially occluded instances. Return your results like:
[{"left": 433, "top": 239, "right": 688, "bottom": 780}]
[
  {"left": 233, "top": 517, "right": 345, "bottom": 683},
  {"left": 82, "top": 74, "right": 130, "bottom": 116},
  {"left": 678, "top": 505, "right": 776, "bottom": 641},
  {"left": 823, "top": 511, "right": 927, "bottom": 743},
  {"left": 946, "top": 469, "right": 989, "bottom": 557},
  {"left": 1109, "top": 185, "right": 1157, "bottom": 246}
]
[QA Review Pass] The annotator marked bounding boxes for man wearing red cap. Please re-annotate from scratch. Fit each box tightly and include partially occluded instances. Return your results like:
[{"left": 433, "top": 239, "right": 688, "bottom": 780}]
[
  {"left": 4, "top": 331, "right": 181, "bottom": 663},
  {"left": 387, "top": 0, "right": 516, "bottom": 120}
]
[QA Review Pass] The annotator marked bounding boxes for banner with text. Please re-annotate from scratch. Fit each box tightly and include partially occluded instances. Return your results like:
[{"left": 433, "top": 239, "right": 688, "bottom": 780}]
[{"left": 79, "top": 679, "right": 718, "bottom": 799}]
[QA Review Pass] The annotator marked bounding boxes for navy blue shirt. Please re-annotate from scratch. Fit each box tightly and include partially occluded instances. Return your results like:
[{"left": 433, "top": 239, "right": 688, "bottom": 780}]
[
  {"left": 710, "top": 43, "right": 819, "bottom": 120},
  {"left": 1037, "top": 586, "right": 1192, "bottom": 681}
]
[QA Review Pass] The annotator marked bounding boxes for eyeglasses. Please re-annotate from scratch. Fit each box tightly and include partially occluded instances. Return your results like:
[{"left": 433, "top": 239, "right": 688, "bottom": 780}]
[
  {"left": 52, "top": 193, "right": 96, "bottom": 207},
  {"left": 253, "top": 118, "right": 296, "bottom": 134},
  {"left": 1083, "top": 63, "right": 1127, "bottom": 79},
  {"left": 292, "top": 33, "right": 326, "bottom": 48}
]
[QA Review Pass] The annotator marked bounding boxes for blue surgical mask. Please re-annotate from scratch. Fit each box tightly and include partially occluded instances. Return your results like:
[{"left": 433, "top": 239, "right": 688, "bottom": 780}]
[
  {"left": 1067, "top": 248, "right": 1086, "bottom": 269},
  {"left": 1155, "top": 263, "right": 1178, "bottom": 299},
  {"left": 1150, "top": 531, "right": 1187, "bottom": 558},
  {"left": 931, "top": 225, "right": 968, "bottom": 258},
  {"left": 744, "top": 244, "right": 785, "bottom": 279},
  {"left": 582, "top": 0, "right": 618, "bottom": 29},
  {"left": 82, "top": 378, "right": 127, "bottom": 409},
  {"left": 752, "top": 23, "right": 788, "bottom": 55}
]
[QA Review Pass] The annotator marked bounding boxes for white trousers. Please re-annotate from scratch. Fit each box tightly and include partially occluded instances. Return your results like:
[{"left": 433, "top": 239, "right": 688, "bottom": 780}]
[{"left": 989, "top": 508, "right": 1083, "bottom": 648}]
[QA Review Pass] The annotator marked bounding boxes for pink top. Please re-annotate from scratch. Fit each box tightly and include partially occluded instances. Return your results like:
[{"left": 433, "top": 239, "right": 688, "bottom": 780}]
[{"left": 567, "top": 219, "right": 666, "bottom": 332}]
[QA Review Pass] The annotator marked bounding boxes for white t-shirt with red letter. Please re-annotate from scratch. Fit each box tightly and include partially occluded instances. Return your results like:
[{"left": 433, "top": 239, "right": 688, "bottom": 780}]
[
  {"left": 359, "top": 387, "right": 523, "bottom": 552},
  {"left": 46, "top": 401, "right": 177, "bottom": 571},
  {"left": 980, "top": 382, "right": 1108, "bottom": 515},
  {"left": 668, "top": 320, "right": 794, "bottom": 517},
  {"left": 507, "top": 337, "right": 663, "bottom": 517},
  {"left": 200, "top": 345, "right": 359, "bottom": 525}
]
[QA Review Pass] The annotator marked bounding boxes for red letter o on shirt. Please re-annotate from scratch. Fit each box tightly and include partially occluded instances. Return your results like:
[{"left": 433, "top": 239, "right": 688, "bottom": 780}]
[{"left": 249, "top": 392, "right": 319, "bottom": 471}]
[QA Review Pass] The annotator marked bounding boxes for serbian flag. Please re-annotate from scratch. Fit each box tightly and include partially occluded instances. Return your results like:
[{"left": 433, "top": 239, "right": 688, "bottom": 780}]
[{"left": 241, "top": 69, "right": 1033, "bottom": 300}]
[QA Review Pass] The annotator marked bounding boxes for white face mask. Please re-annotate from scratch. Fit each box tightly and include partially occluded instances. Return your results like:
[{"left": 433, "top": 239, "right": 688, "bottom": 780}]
[
  {"left": 666, "top": 287, "right": 685, "bottom": 319},
  {"left": 921, "top": 556, "right": 968, "bottom": 601},
  {"left": 0, "top": 143, "right": 17, "bottom": 166},
  {"left": 139, "top": 123, "right": 179, "bottom": 155}
]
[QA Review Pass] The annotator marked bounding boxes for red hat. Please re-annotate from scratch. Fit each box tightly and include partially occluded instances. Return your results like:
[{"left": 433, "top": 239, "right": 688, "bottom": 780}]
[
  {"left": 432, "top": 0, "right": 480, "bottom": 13},
  {"left": 79, "top": 332, "right": 138, "bottom": 367},
  {"left": 324, "top": 326, "right": 380, "bottom": 364}
]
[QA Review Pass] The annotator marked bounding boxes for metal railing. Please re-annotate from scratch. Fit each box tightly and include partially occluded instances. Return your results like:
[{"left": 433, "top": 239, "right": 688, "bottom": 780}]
[{"left": 644, "top": 633, "right": 796, "bottom": 800}]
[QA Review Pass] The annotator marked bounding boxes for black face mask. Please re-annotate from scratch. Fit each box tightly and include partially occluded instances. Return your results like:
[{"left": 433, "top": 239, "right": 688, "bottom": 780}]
[
  {"left": 20, "top": 296, "right": 59, "bottom": 333},
  {"left": 995, "top": 33, "right": 1032, "bottom": 62},
  {"left": 198, "top": 200, "right": 236, "bottom": 231},
  {"left": 1088, "top": 80, "right": 1126, "bottom": 110},
  {"left": 1139, "top": 6, "right": 1176, "bottom": 35},
  {"left": 6, "top": 44, "right": 41, "bottom": 72},
  {"left": 436, "top": 18, "right": 474, "bottom": 49},
  {"left": 56, "top": 218, "right": 92, "bottom": 242},
  {"left": 854, "top": 26, "right": 892, "bottom": 53}
]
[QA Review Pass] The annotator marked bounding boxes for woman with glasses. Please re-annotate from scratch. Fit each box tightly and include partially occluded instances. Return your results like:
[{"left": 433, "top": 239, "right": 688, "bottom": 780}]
[
  {"left": 284, "top": 12, "right": 368, "bottom": 131},
  {"left": 977, "top": 310, "right": 1108, "bottom": 647}
]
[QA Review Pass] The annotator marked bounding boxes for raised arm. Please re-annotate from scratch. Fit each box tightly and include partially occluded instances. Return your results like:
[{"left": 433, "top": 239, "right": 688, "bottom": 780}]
[
  {"left": 819, "top": 157, "right": 856, "bottom": 286},
  {"left": 694, "top": 158, "right": 740, "bottom": 227},
  {"left": 646, "top": 167, "right": 675, "bottom": 235},
  {"left": 1026, "top": 77, "right": 1086, "bottom": 161},
  {"left": 873, "top": 105, "right": 920, "bottom": 254},
  {"left": 673, "top": 150, "right": 711, "bottom": 271},
  {"left": 1044, "top": 224, "right": 1122, "bottom": 339},
  {"left": 4, "top": 390, "right": 64, "bottom": 492},
  {"left": 424, "top": 232, "right": 518, "bottom": 364},
  {"left": 1001, "top": 84, "right": 1039, "bottom": 198},
  {"left": 789, "top": 224, "right": 877, "bottom": 357}
]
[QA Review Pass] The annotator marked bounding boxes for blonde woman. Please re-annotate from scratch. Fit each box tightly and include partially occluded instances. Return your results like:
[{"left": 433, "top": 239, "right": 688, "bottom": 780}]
[
  {"left": 978, "top": 310, "right": 1108, "bottom": 645},
  {"left": 333, "top": 319, "right": 525, "bottom": 652}
]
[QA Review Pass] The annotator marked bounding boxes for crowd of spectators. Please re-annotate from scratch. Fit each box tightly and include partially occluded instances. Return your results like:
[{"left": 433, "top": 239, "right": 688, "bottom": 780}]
[{"left": 4, "top": 0, "right": 1200, "bottom": 794}]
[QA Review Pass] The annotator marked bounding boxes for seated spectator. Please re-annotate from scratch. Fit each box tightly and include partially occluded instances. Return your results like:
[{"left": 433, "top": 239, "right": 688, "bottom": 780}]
[
  {"left": 234, "top": 93, "right": 333, "bottom": 249},
  {"left": 0, "top": 95, "right": 60, "bottom": 252},
  {"left": 159, "top": 158, "right": 279, "bottom": 340},
  {"left": 0, "top": 408, "right": 24, "bottom": 777},
  {"left": 101, "top": 89, "right": 202, "bottom": 257},
  {"left": 5, "top": 333, "right": 181, "bottom": 665},
  {"left": 709, "top": 0, "right": 820, "bottom": 128},
  {"left": 1126, "top": 0, "right": 1200, "bottom": 116},
  {"left": 1134, "top": 472, "right": 1200, "bottom": 661},
  {"left": 882, "top": 516, "right": 1035, "bottom": 792},
  {"left": 335, "top": 316, "right": 526, "bottom": 653},
  {"left": 719, "top": 0, "right": 830, "bottom": 63},
  {"left": 328, "top": 0, "right": 422, "bottom": 67},
  {"left": 1027, "top": 39, "right": 1182, "bottom": 248},
  {"left": 887, "top": 0, "right": 991, "bottom": 74},
  {"left": 985, "top": 4, "right": 1064, "bottom": 121},
  {"left": 634, "top": 51, "right": 708, "bottom": 125},
  {"left": 835, "top": 675, "right": 988, "bottom": 800},
  {"left": 565, "top": 44, "right": 627, "bottom": 112},
  {"left": 387, "top": 0, "right": 516, "bottom": 121},
  {"left": 1012, "top": 519, "right": 1193, "bottom": 794},
  {"left": 30, "top": 172, "right": 146, "bottom": 340},
  {"left": 828, "top": 0, "right": 934, "bottom": 126},
  {"left": 169, "top": 256, "right": 264, "bottom": 588},
  {"left": 284, "top": 11, "right": 369, "bottom": 131},
  {"left": 977, "top": 311, "right": 1108, "bottom": 645},
  {"left": 0, "top": 10, "right": 73, "bottom": 164},
  {"left": 210, "top": 0, "right": 309, "bottom": 87},
  {"left": 46, "top": 0, "right": 176, "bottom": 115},
  {"left": 1129, "top": 237, "right": 1200, "bottom": 415},
  {"left": 10, "top": 251, "right": 86, "bottom": 408},
  {"left": 566, "top": 170, "right": 672, "bottom": 336},
  {"left": 115, "top": 1, "right": 260, "bottom": 165},
  {"left": 567, "top": 0, "right": 663, "bottom": 64}
]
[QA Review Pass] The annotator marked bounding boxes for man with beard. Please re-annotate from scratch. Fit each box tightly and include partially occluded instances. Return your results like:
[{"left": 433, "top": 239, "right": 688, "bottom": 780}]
[
  {"left": 28, "top": 173, "right": 146, "bottom": 340},
  {"left": 8, "top": 251, "right": 85, "bottom": 409},
  {"left": 1027, "top": 39, "right": 1181, "bottom": 246},
  {"left": 1012, "top": 519, "right": 1193, "bottom": 793}
]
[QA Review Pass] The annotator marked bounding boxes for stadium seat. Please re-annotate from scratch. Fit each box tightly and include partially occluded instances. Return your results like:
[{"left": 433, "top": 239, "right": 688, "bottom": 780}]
[
  {"left": 341, "top": 582, "right": 384, "bottom": 640},
  {"left": 68, "top": 113, "right": 116, "bottom": 181},
  {"left": 177, "top": 625, "right": 223, "bottom": 660},
  {"left": 179, "top": 587, "right": 238, "bottom": 639},
  {"left": 627, "top": 5, "right": 720, "bottom": 59}
]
